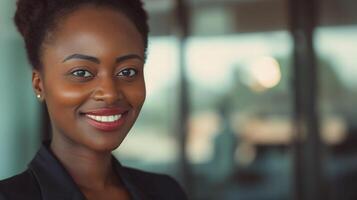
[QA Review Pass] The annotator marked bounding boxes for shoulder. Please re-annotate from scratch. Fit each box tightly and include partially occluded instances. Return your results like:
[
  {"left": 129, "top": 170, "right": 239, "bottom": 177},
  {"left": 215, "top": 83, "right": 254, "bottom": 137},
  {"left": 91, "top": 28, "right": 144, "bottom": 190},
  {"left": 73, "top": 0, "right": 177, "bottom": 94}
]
[
  {"left": 0, "top": 170, "right": 41, "bottom": 200},
  {"left": 122, "top": 166, "right": 188, "bottom": 200}
]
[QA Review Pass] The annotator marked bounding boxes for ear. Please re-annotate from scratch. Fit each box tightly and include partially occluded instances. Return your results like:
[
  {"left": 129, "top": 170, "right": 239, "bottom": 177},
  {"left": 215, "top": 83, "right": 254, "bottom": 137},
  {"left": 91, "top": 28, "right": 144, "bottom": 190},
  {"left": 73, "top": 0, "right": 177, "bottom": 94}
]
[{"left": 32, "top": 69, "right": 44, "bottom": 100}]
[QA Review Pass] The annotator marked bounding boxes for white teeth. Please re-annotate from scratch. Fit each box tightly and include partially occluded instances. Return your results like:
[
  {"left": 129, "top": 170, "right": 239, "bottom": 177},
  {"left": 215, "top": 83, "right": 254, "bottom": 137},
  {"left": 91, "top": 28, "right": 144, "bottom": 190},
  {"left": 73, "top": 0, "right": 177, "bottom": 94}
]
[
  {"left": 103, "top": 116, "right": 109, "bottom": 122},
  {"left": 86, "top": 114, "right": 122, "bottom": 122}
]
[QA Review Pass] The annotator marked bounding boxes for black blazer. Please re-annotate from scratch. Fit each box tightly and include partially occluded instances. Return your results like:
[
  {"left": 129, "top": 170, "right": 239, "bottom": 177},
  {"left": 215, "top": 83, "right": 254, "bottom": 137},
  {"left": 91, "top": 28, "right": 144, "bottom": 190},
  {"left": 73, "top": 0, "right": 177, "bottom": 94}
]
[{"left": 0, "top": 143, "right": 188, "bottom": 200}]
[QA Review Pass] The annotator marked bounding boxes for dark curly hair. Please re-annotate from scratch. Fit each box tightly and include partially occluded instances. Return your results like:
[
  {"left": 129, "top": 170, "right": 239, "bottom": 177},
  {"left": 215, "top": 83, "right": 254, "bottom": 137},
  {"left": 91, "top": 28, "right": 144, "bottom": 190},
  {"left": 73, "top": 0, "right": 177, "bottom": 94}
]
[{"left": 14, "top": 0, "right": 149, "bottom": 70}]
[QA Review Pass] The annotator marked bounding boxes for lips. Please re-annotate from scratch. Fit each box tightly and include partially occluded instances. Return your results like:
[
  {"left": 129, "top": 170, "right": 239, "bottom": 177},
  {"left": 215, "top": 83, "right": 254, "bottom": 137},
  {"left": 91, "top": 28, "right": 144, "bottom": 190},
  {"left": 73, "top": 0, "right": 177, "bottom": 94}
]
[{"left": 81, "top": 108, "right": 128, "bottom": 132}]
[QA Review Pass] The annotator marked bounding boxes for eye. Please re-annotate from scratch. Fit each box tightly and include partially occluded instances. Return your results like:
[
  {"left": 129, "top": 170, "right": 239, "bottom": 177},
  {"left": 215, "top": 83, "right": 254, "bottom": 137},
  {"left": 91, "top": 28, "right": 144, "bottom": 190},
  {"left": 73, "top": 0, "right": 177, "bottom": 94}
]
[
  {"left": 117, "top": 68, "right": 137, "bottom": 77},
  {"left": 71, "top": 69, "right": 93, "bottom": 78}
]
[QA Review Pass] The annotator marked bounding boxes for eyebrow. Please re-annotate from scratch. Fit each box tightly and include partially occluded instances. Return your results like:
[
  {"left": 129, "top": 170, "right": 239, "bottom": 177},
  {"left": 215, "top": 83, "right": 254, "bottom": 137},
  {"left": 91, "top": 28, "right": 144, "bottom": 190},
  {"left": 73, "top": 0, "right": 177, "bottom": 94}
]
[
  {"left": 116, "top": 54, "right": 143, "bottom": 63},
  {"left": 63, "top": 54, "right": 99, "bottom": 64},
  {"left": 62, "top": 53, "right": 143, "bottom": 64}
]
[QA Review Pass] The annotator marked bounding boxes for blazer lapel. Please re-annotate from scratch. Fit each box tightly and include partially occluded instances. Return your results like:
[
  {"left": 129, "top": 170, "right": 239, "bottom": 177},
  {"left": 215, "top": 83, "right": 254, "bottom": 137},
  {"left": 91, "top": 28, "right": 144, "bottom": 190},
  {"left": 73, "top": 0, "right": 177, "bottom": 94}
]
[
  {"left": 113, "top": 159, "right": 153, "bottom": 200},
  {"left": 28, "top": 143, "right": 86, "bottom": 200}
]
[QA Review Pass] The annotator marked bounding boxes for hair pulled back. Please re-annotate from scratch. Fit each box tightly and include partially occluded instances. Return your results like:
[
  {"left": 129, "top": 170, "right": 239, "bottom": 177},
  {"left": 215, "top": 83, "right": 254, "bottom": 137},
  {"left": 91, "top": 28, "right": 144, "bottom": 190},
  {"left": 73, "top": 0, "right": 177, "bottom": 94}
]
[{"left": 14, "top": 0, "right": 149, "bottom": 70}]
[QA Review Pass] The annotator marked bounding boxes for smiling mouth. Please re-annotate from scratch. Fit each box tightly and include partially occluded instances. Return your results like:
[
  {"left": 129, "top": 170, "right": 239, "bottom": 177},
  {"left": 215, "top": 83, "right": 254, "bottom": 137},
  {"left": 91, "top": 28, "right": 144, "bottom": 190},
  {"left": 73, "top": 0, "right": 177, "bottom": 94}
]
[{"left": 81, "top": 108, "right": 129, "bottom": 131}]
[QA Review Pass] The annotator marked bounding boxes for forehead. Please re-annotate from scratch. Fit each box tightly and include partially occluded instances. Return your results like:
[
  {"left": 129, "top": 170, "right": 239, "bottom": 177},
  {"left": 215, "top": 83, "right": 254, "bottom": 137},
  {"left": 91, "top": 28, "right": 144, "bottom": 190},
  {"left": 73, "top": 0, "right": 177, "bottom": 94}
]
[{"left": 43, "top": 5, "right": 144, "bottom": 58}]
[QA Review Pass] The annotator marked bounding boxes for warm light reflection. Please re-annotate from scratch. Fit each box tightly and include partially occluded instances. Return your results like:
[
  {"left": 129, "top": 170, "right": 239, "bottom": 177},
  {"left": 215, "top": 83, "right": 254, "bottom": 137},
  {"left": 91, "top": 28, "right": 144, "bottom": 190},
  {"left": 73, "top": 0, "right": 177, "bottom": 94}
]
[
  {"left": 185, "top": 32, "right": 291, "bottom": 93},
  {"left": 248, "top": 56, "right": 282, "bottom": 90}
]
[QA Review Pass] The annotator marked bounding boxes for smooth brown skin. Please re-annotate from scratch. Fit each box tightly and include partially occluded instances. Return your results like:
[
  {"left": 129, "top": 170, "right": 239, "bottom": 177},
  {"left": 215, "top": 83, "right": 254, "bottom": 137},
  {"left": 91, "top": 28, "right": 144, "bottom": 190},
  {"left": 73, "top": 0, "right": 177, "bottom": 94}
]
[{"left": 32, "top": 5, "right": 146, "bottom": 200}]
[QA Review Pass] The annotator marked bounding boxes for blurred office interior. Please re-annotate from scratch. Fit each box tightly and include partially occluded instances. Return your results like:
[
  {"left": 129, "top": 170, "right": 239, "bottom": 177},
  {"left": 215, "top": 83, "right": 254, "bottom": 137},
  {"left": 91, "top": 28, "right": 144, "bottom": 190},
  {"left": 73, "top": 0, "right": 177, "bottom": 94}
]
[{"left": 0, "top": 0, "right": 356, "bottom": 199}]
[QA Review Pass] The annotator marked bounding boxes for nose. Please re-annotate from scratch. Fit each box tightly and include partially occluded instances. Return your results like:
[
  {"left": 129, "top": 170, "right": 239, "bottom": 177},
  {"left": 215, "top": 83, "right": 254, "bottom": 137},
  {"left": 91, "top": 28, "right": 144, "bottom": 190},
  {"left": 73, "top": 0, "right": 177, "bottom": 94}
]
[{"left": 92, "top": 76, "right": 122, "bottom": 104}]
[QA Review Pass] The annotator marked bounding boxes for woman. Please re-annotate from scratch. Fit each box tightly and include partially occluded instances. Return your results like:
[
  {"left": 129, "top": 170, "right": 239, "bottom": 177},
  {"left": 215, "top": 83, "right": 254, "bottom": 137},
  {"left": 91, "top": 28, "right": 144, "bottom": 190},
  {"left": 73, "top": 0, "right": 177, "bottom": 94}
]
[{"left": 0, "top": 0, "right": 187, "bottom": 199}]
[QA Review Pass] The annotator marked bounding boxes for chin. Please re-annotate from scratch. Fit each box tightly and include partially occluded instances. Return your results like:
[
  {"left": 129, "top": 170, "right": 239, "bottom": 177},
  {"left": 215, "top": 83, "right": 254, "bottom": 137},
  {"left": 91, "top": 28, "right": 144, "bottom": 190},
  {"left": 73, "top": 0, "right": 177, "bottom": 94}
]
[
  {"left": 93, "top": 130, "right": 130, "bottom": 152},
  {"left": 88, "top": 139, "right": 123, "bottom": 153}
]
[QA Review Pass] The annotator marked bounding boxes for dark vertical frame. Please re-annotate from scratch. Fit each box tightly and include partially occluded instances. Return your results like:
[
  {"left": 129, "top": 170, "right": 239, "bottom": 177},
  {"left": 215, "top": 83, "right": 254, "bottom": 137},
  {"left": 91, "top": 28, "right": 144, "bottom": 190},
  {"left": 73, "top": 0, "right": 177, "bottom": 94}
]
[
  {"left": 289, "top": 0, "right": 325, "bottom": 199},
  {"left": 175, "top": 0, "right": 192, "bottom": 194}
]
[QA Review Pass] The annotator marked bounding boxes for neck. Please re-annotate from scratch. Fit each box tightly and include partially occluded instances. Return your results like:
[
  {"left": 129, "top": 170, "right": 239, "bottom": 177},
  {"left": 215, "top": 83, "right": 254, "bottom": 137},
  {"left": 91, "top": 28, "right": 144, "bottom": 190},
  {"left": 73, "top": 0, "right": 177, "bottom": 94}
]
[{"left": 50, "top": 135, "right": 119, "bottom": 190}]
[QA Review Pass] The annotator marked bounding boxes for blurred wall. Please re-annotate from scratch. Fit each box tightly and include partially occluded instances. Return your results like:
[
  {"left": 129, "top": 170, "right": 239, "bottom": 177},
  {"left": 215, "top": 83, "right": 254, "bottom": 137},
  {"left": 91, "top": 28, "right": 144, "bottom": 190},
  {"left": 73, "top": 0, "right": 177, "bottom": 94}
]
[{"left": 0, "top": 0, "right": 41, "bottom": 179}]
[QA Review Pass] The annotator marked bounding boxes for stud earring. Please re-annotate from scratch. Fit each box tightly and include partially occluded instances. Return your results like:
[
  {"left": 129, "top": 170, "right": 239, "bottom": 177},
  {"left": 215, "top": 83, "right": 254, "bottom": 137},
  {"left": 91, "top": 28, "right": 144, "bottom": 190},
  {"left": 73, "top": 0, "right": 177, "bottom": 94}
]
[{"left": 36, "top": 94, "right": 41, "bottom": 99}]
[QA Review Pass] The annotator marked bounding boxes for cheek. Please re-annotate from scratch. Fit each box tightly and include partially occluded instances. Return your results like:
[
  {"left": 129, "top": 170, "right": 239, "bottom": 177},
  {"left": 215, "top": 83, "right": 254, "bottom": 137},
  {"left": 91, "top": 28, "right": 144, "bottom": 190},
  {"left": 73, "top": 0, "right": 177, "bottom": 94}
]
[
  {"left": 122, "top": 80, "right": 146, "bottom": 108},
  {"left": 43, "top": 78, "right": 90, "bottom": 109}
]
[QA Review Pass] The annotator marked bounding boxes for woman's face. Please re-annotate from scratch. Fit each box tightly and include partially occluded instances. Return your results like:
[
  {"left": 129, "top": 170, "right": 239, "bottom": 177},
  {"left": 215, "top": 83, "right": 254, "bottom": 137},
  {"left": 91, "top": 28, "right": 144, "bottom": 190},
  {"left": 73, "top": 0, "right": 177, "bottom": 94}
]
[{"left": 34, "top": 5, "right": 146, "bottom": 152}]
